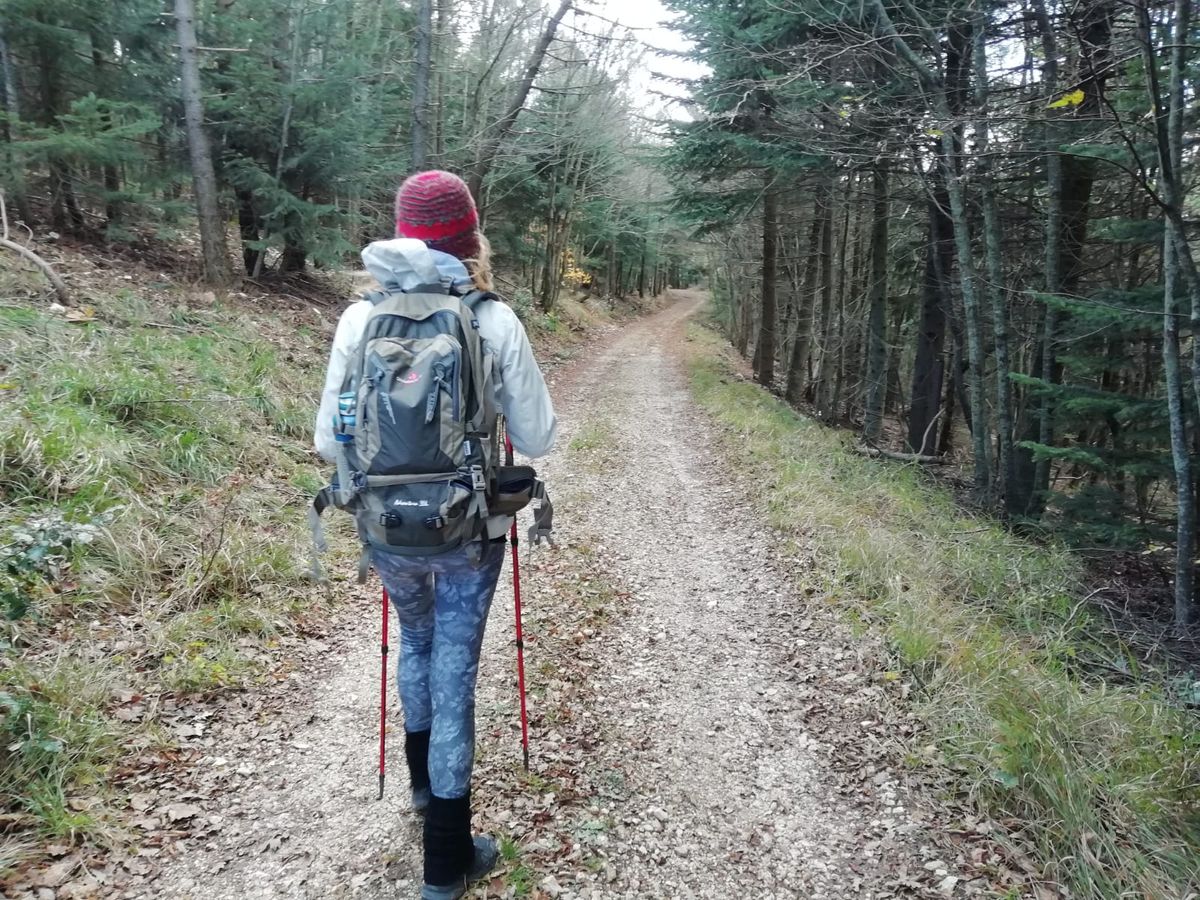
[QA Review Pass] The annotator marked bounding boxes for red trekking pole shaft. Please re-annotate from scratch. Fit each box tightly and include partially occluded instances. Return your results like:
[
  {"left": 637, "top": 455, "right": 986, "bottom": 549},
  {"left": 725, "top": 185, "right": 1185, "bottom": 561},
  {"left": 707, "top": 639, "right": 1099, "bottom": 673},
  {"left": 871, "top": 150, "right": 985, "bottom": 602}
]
[
  {"left": 505, "top": 436, "right": 531, "bottom": 770},
  {"left": 379, "top": 587, "right": 389, "bottom": 800}
]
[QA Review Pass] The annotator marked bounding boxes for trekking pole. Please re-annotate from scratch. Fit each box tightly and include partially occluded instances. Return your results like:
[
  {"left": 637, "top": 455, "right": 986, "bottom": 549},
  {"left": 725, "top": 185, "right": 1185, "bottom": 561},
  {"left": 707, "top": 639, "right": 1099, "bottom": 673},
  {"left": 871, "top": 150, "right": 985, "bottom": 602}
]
[
  {"left": 379, "top": 587, "right": 390, "bottom": 800},
  {"left": 504, "top": 436, "right": 532, "bottom": 771}
]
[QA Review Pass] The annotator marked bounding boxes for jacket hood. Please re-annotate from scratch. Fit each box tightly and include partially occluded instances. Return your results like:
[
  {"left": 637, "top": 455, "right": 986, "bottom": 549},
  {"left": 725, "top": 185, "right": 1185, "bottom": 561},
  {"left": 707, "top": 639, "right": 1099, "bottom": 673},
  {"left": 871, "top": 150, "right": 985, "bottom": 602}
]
[{"left": 361, "top": 238, "right": 474, "bottom": 293}]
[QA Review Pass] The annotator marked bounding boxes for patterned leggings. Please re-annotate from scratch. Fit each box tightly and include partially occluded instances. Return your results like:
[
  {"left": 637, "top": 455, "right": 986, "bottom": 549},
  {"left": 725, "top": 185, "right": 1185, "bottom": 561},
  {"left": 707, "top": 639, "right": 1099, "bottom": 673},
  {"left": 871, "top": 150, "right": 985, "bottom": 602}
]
[{"left": 372, "top": 539, "right": 506, "bottom": 799}]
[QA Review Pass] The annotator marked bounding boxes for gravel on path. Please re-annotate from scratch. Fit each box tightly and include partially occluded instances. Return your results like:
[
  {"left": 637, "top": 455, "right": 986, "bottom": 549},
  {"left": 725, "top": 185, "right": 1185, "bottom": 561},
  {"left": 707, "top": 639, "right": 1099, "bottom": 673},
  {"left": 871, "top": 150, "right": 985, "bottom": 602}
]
[{"left": 144, "top": 291, "right": 946, "bottom": 900}]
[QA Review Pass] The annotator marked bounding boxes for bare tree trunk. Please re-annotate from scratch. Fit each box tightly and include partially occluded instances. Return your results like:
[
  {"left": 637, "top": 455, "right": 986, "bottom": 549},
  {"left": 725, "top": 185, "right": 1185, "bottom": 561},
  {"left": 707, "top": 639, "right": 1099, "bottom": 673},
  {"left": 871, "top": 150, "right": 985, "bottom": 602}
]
[
  {"left": 237, "top": 187, "right": 262, "bottom": 275},
  {"left": 539, "top": 166, "right": 560, "bottom": 310},
  {"left": 411, "top": 0, "right": 433, "bottom": 170},
  {"left": 907, "top": 195, "right": 952, "bottom": 455},
  {"left": 869, "top": 0, "right": 988, "bottom": 492},
  {"left": 754, "top": 175, "right": 779, "bottom": 387},
  {"left": 815, "top": 175, "right": 847, "bottom": 414},
  {"left": 33, "top": 17, "right": 83, "bottom": 234},
  {"left": 885, "top": 303, "right": 906, "bottom": 415},
  {"left": 937, "top": 119, "right": 990, "bottom": 497},
  {"left": 175, "top": 0, "right": 232, "bottom": 288},
  {"left": 465, "top": 0, "right": 513, "bottom": 144},
  {"left": 432, "top": 0, "right": 450, "bottom": 163},
  {"left": 0, "top": 24, "right": 32, "bottom": 226},
  {"left": 833, "top": 200, "right": 864, "bottom": 419},
  {"left": 89, "top": 33, "right": 123, "bottom": 226},
  {"left": 1028, "top": 0, "right": 1061, "bottom": 516},
  {"left": 468, "top": 0, "right": 572, "bottom": 208},
  {"left": 974, "top": 19, "right": 1013, "bottom": 512},
  {"left": 1136, "top": 0, "right": 1195, "bottom": 630},
  {"left": 638, "top": 242, "right": 647, "bottom": 298},
  {"left": 862, "top": 163, "right": 890, "bottom": 443},
  {"left": 785, "top": 185, "right": 826, "bottom": 403},
  {"left": 254, "top": 2, "right": 304, "bottom": 278},
  {"left": 1161, "top": 229, "right": 1195, "bottom": 631},
  {"left": 736, "top": 268, "right": 751, "bottom": 357}
]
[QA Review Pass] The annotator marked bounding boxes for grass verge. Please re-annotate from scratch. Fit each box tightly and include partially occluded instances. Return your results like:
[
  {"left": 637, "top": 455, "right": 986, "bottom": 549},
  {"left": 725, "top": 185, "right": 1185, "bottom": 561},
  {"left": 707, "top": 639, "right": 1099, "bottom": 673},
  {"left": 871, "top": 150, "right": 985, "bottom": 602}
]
[
  {"left": 684, "top": 324, "right": 1200, "bottom": 899},
  {"left": 0, "top": 277, "right": 347, "bottom": 868}
]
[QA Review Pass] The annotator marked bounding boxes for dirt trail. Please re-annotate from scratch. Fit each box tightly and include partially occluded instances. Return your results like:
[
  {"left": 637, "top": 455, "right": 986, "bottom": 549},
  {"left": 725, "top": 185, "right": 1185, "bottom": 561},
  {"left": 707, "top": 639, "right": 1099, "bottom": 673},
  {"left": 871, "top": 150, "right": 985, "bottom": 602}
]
[{"left": 149, "top": 292, "right": 938, "bottom": 900}]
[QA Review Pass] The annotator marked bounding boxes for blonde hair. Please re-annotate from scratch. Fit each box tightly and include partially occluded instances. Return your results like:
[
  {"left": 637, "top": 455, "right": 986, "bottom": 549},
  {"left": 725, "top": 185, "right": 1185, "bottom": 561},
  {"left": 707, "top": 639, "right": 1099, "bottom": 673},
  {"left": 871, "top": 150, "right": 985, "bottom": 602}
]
[
  {"left": 463, "top": 232, "right": 494, "bottom": 292},
  {"left": 351, "top": 270, "right": 377, "bottom": 296}
]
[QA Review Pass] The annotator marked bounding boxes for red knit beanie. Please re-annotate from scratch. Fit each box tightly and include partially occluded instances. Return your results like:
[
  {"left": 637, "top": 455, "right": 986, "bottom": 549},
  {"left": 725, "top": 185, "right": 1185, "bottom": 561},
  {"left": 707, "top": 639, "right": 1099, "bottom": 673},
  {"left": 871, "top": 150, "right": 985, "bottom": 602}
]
[{"left": 394, "top": 170, "right": 481, "bottom": 261}]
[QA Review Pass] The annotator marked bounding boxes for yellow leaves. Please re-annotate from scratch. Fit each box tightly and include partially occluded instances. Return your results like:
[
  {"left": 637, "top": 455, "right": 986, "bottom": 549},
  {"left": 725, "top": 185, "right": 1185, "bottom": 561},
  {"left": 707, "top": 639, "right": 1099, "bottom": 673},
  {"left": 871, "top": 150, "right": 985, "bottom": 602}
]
[
  {"left": 1047, "top": 88, "right": 1085, "bottom": 109},
  {"left": 561, "top": 249, "right": 590, "bottom": 290},
  {"left": 63, "top": 305, "right": 96, "bottom": 323}
]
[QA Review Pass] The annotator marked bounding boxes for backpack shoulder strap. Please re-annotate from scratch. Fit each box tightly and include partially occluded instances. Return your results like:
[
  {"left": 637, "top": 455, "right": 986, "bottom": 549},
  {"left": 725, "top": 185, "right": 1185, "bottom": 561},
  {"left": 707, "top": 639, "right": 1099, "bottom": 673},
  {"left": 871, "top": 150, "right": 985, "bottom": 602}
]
[
  {"left": 362, "top": 289, "right": 387, "bottom": 305},
  {"left": 461, "top": 290, "right": 499, "bottom": 311}
]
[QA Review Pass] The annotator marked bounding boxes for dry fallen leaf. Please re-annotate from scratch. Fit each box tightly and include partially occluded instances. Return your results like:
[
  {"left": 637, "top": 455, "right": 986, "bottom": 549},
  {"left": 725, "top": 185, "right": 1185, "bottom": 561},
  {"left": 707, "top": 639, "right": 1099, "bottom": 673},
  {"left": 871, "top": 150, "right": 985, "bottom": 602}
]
[
  {"left": 35, "top": 856, "right": 79, "bottom": 888},
  {"left": 163, "top": 803, "right": 201, "bottom": 823},
  {"left": 122, "top": 857, "right": 154, "bottom": 877},
  {"left": 114, "top": 705, "right": 145, "bottom": 722},
  {"left": 173, "top": 721, "right": 205, "bottom": 739}
]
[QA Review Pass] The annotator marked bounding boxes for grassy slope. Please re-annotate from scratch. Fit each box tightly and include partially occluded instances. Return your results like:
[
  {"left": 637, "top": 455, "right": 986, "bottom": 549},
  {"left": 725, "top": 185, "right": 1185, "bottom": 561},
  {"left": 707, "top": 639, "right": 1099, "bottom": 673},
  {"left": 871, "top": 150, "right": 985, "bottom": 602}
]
[
  {"left": 0, "top": 265, "right": 354, "bottom": 870},
  {"left": 685, "top": 325, "right": 1200, "bottom": 899}
]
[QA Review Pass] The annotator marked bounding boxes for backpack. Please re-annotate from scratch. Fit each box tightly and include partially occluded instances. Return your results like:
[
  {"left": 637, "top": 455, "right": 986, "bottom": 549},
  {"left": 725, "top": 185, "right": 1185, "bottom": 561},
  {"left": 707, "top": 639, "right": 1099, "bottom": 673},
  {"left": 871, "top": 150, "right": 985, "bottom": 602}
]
[{"left": 310, "top": 286, "right": 504, "bottom": 579}]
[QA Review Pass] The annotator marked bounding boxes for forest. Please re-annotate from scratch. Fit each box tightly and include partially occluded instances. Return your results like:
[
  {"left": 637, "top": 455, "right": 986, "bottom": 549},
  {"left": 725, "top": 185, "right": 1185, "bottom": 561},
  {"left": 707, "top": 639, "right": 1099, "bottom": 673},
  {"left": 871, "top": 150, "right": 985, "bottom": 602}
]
[
  {"left": 3, "top": 0, "right": 1197, "bottom": 633},
  {"left": 2, "top": 0, "right": 1200, "bottom": 896},
  {"left": 0, "top": 0, "right": 694, "bottom": 305},
  {"left": 666, "top": 0, "right": 1200, "bottom": 634}
]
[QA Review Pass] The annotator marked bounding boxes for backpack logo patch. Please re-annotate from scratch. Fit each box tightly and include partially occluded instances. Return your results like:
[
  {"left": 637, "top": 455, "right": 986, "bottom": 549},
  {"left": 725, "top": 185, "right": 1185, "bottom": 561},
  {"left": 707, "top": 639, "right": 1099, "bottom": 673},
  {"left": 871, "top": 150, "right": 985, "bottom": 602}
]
[{"left": 400, "top": 371, "right": 422, "bottom": 385}]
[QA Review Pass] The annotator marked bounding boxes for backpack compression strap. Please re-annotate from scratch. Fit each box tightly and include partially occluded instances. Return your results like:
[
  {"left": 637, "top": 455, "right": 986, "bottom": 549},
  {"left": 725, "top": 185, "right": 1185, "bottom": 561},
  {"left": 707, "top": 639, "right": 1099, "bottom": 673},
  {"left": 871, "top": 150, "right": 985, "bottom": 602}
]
[{"left": 308, "top": 486, "right": 334, "bottom": 582}]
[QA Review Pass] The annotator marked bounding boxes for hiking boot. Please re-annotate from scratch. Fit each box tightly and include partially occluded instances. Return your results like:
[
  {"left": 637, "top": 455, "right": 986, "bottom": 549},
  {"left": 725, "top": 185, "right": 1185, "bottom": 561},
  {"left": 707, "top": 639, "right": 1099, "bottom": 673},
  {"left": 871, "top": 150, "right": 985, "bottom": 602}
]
[
  {"left": 421, "top": 793, "right": 498, "bottom": 899},
  {"left": 412, "top": 786, "right": 432, "bottom": 814},
  {"left": 419, "top": 836, "right": 499, "bottom": 900},
  {"left": 405, "top": 729, "right": 431, "bottom": 814}
]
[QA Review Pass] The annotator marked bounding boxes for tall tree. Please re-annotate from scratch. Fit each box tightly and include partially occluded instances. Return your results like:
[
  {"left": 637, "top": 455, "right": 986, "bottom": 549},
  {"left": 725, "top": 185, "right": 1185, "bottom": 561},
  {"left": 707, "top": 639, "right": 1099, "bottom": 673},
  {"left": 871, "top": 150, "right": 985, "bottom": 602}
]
[
  {"left": 467, "top": 0, "right": 572, "bottom": 206},
  {"left": 412, "top": 0, "right": 433, "bottom": 170},
  {"left": 861, "top": 163, "right": 889, "bottom": 443},
  {"left": 174, "top": 0, "right": 231, "bottom": 288},
  {"left": 1136, "top": 0, "right": 1195, "bottom": 629},
  {"left": 755, "top": 175, "right": 779, "bottom": 387}
]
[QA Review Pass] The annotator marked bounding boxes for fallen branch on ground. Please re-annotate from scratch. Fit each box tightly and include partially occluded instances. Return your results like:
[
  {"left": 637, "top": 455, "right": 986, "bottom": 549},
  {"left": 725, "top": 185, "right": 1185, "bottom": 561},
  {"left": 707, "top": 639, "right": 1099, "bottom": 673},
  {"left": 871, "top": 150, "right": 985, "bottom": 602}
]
[
  {"left": 0, "top": 191, "right": 70, "bottom": 304},
  {"left": 854, "top": 444, "right": 947, "bottom": 464}
]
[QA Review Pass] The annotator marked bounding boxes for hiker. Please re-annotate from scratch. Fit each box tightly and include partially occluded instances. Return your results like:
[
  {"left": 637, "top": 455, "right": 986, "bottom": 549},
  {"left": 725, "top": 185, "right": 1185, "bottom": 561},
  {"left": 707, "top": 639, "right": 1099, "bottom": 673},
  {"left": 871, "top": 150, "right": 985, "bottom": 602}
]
[{"left": 313, "top": 170, "right": 557, "bottom": 899}]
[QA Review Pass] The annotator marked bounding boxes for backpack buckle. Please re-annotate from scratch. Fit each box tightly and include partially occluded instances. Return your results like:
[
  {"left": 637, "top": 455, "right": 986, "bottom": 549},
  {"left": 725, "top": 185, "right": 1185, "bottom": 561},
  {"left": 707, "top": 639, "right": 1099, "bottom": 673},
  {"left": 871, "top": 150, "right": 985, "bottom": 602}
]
[
  {"left": 469, "top": 465, "right": 486, "bottom": 492},
  {"left": 379, "top": 512, "right": 403, "bottom": 528},
  {"left": 424, "top": 515, "right": 446, "bottom": 530}
]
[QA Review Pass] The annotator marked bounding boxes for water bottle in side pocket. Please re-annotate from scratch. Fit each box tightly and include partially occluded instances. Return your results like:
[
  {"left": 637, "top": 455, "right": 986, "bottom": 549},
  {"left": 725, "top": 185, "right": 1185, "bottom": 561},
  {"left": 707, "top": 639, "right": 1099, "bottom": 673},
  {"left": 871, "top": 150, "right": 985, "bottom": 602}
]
[{"left": 335, "top": 391, "right": 357, "bottom": 443}]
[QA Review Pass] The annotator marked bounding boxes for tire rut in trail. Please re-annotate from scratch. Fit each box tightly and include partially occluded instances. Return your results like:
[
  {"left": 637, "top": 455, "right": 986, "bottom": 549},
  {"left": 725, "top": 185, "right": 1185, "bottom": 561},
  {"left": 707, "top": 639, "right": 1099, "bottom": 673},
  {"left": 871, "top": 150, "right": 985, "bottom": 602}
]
[
  {"left": 146, "top": 291, "right": 935, "bottom": 900},
  {"left": 513, "top": 291, "right": 933, "bottom": 899}
]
